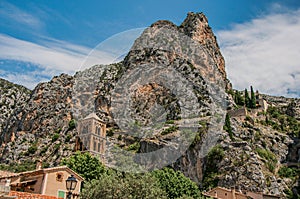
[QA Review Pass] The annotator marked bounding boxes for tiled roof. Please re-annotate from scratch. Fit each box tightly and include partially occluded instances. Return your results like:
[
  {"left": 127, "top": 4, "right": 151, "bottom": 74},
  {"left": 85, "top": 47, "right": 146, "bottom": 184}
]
[{"left": 0, "top": 166, "right": 84, "bottom": 181}]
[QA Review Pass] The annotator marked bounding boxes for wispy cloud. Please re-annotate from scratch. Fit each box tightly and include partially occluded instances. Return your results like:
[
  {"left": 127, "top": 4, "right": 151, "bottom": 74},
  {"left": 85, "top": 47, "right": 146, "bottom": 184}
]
[
  {"left": 0, "top": 1, "right": 42, "bottom": 29},
  {"left": 0, "top": 33, "right": 118, "bottom": 89},
  {"left": 218, "top": 7, "right": 300, "bottom": 97},
  {"left": 0, "top": 34, "right": 117, "bottom": 73},
  {"left": 0, "top": 28, "right": 144, "bottom": 89}
]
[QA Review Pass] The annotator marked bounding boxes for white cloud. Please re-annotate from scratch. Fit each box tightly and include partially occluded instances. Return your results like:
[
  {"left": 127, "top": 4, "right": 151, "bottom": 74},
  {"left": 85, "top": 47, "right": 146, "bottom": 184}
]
[
  {"left": 0, "top": 28, "right": 144, "bottom": 89},
  {"left": 0, "top": 1, "right": 42, "bottom": 29},
  {"left": 0, "top": 34, "right": 117, "bottom": 73},
  {"left": 0, "top": 34, "right": 119, "bottom": 89},
  {"left": 217, "top": 8, "right": 300, "bottom": 97}
]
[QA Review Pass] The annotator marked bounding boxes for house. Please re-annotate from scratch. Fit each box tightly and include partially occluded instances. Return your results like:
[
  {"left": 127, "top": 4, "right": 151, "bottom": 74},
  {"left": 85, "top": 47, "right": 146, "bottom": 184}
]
[
  {"left": 203, "top": 187, "right": 247, "bottom": 199},
  {"left": 203, "top": 187, "right": 281, "bottom": 199},
  {"left": 76, "top": 112, "right": 107, "bottom": 162},
  {"left": 0, "top": 164, "right": 84, "bottom": 199}
]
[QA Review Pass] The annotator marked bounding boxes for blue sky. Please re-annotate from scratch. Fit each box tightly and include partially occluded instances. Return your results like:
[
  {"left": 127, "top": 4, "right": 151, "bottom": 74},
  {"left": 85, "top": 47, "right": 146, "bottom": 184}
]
[{"left": 0, "top": 0, "right": 300, "bottom": 97}]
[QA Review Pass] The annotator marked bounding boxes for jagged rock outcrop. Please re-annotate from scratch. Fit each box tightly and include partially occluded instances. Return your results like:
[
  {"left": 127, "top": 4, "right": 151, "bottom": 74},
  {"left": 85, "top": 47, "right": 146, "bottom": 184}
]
[{"left": 181, "top": 12, "right": 226, "bottom": 79}]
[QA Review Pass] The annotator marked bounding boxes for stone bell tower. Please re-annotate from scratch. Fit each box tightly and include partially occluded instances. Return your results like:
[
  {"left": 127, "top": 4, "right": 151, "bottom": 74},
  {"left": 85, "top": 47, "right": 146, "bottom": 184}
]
[{"left": 77, "top": 113, "right": 106, "bottom": 161}]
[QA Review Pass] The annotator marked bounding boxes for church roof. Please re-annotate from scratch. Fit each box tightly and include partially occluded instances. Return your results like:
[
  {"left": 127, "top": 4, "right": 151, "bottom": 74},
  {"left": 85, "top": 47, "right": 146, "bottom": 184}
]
[{"left": 83, "top": 112, "right": 101, "bottom": 121}]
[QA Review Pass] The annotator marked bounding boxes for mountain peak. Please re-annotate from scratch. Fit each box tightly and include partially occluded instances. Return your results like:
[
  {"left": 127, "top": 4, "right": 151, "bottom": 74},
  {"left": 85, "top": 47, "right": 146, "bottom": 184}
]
[{"left": 181, "top": 12, "right": 226, "bottom": 79}]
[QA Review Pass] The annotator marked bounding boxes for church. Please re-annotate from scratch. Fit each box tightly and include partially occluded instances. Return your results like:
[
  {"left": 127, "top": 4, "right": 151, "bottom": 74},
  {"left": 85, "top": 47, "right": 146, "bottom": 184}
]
[{"left": 75, "top": 113, "right": 107, "bottom": 162}]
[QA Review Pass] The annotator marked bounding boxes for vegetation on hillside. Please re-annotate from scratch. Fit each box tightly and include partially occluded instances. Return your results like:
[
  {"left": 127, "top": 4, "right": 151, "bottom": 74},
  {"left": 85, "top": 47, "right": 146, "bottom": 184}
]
[
  {"left": 202, "top": 145, "right": 225, "bottom": 190},
  {"left": 61, "top": 152, "right": 205, "bottom": 199}
]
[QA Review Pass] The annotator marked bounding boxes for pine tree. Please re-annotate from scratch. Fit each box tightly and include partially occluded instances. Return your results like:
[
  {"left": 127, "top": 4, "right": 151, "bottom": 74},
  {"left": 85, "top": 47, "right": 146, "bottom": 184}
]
[{"left": 250, "top": 86, "right": 256, "bottom": 108}]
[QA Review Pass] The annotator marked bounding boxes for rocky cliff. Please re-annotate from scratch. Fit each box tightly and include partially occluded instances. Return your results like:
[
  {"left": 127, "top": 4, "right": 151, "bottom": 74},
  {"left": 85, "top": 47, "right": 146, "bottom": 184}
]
[{"left": 0, "top": 12, "right": 299, "bottom": 197}]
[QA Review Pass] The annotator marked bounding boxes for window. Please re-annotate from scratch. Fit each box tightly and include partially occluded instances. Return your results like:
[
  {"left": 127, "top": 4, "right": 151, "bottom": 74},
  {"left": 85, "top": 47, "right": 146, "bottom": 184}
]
[
  {"left": 58, "top": 190, "right": 65, "bottom": 199},
  {"left": 98, "top": 143, "right": 101, "bottom": 152},
  {"left": 101, "top": 141, "right": 105, "bottom": 152},
  {"left": 97, "top": 126, "right": 101, "bottom": 135},
  {"left": 94, "top": 141, "right": 97, "bottom": 151},
  {"left": 56, "top": 172, "right": 64, "bottom": 182}
]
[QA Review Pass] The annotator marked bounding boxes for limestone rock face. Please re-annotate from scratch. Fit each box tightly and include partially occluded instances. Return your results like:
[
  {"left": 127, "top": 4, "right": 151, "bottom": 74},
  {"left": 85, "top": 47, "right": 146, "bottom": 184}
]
[
  {"left": 0, "top": 12, "right": 299, "bottom": 197},
  {"left": 0, "top": 74, "right": 76, "bottom": 166},
  {"left": 0, "top": 78, "right": 31, "bottom": 143}
]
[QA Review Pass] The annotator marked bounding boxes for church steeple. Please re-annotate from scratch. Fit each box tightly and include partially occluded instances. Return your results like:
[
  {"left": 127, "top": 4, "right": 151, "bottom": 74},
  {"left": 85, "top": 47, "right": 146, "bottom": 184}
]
[{"left": 77, "top": 112, "right": 106, "bottom": 161}]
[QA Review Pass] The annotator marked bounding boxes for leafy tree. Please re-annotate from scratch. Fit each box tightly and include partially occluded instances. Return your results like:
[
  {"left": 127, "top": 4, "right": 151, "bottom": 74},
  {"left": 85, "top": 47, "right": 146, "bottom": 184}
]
[
  {"left": 250, "top": 86, "right": 256, "bottom": 108},
  {"left": 152, "top": 167, "right": 201, "bottom": 199},
  {"left": 223, "top": 114, "right": 234, "bottom": 140},
  {"left": 60, "top": 151, "right": 106, "bottom": 181},
  {"left": 81, "top": 172, "right": 167, "bottom": 199}
]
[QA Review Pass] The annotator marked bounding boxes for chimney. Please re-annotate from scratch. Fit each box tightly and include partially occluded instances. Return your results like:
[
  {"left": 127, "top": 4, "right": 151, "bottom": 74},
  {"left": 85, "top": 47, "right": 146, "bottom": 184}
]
[{"left": 36, "top": 160, "right": 42, "bottom": 170}]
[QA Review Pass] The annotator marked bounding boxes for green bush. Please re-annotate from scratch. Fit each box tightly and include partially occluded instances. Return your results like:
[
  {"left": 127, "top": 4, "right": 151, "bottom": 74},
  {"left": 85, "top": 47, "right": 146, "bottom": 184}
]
[
  {"left": 52, "top": 133, "right": 60, "bottom": 142},
  {"left": 127, "top": 142, "right": 140, "bottom": 152},
  {"left": 28, "top": 144, "right": 38, "bottom": 154},
  {"left": 161, "top": 126, "right": 178, "bottom": 135},
  {"left": 106, "top": 129, "right": 114, "bottom": 136},
  {"left": 278, "top": 166, "right": 299, "bottom": 178},
  {"left": 267, "top": 107, "right": 281, "bottom": 119},
  {"left": 68, "top": 119, "right": 76, "bottom": 130},
  {"left": 165, "top": 120, "right": 175, "bottom": 124},
  {"left": 256, "top": 148, "right": 277, "bottom": 172},
  {"left": 54, "top": 143, "right": 60, "bottom": 152},
  {"left": 65, "top": 134, "right": 72, "bottom": 142}
]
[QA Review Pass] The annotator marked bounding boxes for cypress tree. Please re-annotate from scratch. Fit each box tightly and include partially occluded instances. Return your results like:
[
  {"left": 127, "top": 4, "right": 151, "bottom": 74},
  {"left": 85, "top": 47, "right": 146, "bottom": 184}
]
[
  {"left": 250, "top": 86, "right": 256, "bottom": 108},
  {"left": 244, "top": 89, "right": 250, "bottom": 108},
  {"left": 224, "top": 113, "right": 233, "bottom": 140}
]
